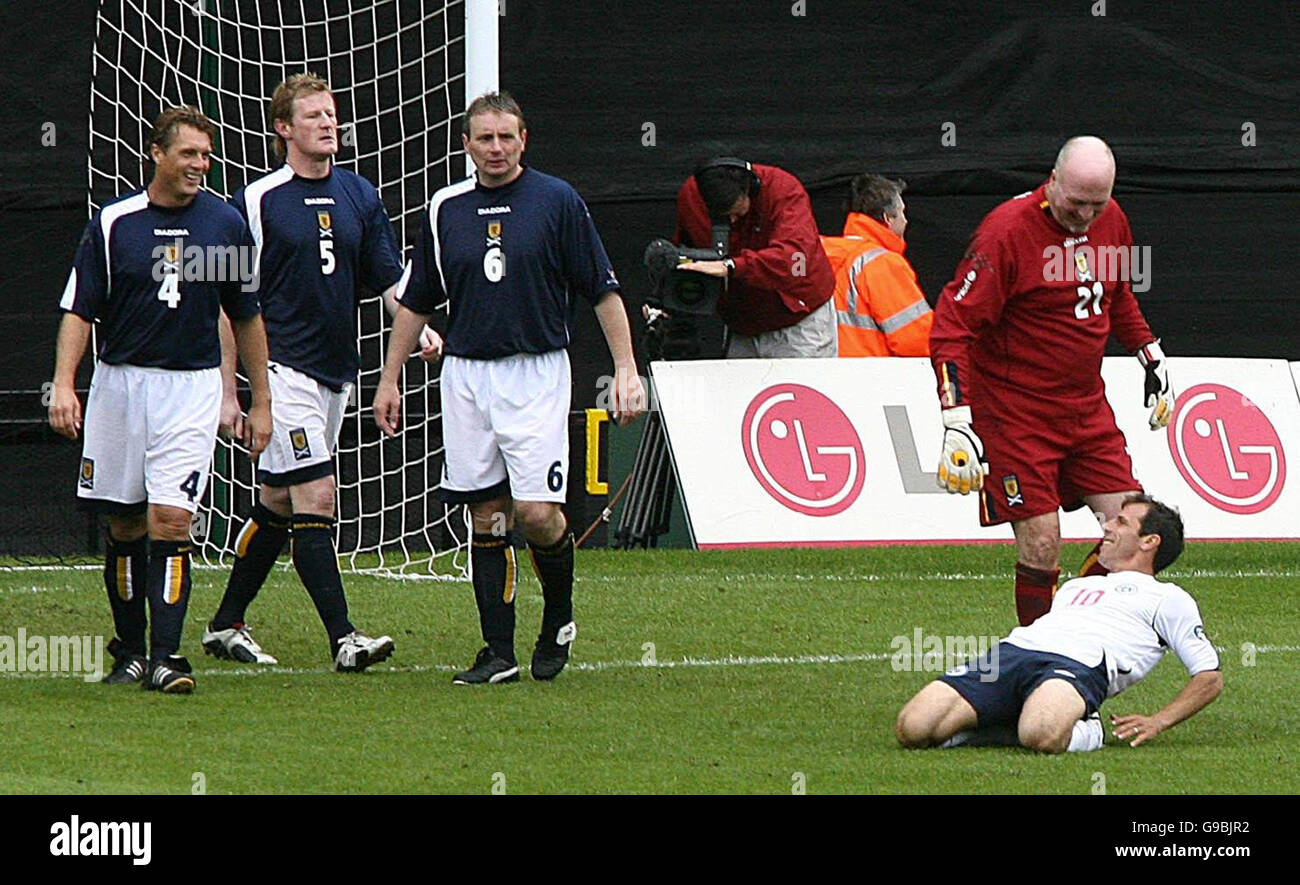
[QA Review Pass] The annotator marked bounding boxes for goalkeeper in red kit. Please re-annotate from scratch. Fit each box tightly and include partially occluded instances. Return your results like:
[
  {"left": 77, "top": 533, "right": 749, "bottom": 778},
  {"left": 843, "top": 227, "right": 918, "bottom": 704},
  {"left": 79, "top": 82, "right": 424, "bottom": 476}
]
[{"left": 929, "top": 136, "right": 1174, "bottom": 627}]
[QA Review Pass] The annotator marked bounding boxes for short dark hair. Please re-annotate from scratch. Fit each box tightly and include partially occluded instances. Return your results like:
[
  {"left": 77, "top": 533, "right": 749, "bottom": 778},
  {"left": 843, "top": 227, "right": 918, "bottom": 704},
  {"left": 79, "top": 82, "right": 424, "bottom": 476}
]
[
  {"left": 147, "top": 105, "right": 217, "bottom": 155},
  {"left": 268, "top": 72, "right": 332, "bottom": 161},
  {"left": 849, "top": 173, "right": 906, "bottom": 222},
  {"left": 1126, "top": 493, "right": 1185, "bottom": 573},
  {"left": 694, "top": 164, "right": 754, "bottom": 219},
  {"left": 463, "top": 91, "right": 526, "bottom": 136}
]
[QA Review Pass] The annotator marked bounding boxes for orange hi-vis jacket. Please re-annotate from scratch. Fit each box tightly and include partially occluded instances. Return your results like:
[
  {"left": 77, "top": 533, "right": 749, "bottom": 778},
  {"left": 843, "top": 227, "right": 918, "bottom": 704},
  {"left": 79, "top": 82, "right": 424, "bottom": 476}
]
[{"left": 820, "top": 212, "right": 933, "bottom": 357}]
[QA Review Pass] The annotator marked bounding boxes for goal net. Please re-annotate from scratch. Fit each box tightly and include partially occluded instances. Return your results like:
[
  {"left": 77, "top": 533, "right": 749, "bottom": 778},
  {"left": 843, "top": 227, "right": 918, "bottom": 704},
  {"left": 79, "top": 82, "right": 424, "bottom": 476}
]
[{"left": 88, "top": 0, "right": 478, "bottom": 577}]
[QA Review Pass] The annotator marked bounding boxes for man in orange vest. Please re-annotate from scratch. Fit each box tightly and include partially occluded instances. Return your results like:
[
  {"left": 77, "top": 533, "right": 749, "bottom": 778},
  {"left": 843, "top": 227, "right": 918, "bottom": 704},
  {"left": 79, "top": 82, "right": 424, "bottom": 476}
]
[{"left": 821, "top": 174, "right": 933, "bottom": 356}]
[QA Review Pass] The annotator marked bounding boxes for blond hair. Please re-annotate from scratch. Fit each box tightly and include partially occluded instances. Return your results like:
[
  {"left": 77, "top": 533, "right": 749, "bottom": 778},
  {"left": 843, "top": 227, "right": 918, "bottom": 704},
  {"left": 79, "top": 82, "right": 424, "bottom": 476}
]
[{"left": 269, "top": 73, "right": 332, "bottom": 161}]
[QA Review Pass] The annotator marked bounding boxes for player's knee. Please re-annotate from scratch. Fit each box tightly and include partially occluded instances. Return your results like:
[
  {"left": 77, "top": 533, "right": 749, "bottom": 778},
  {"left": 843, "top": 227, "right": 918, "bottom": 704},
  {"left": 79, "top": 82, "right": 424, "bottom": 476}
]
[
  {"left": 259, "top": 484, "right": 292, "bottom": 516},
  {"left": 514, "top": 501, "right": 564, "bottom": 545},
  {"left": 290, "top": 477, "right": 336, "bottom": 517},
  {"left": 147, "top": 506, "right": 193, "bottom": 542},
  {"left": 469, "top": 498, "right": 512, "bottom": 535},
  {"left": 895, "top": 704, "right": 935, "bottom": 748},
  {"left": 107, "top": 514, "right": 147, "bottom": 543},
  {"left": 1018, "top": 720, "right": 1070, "bottom": 754},
  {"left": 1019, "top": 537, "right": 1060, "bottom": 570}
]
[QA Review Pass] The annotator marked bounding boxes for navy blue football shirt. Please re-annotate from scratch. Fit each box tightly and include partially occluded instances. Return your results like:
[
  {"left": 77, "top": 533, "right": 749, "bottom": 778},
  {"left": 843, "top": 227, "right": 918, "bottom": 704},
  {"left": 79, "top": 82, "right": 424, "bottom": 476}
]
[
  {"left": 59, "top": 189, "right": 260, "bottom": 369},
  {"left": 234, "top": 165, "right": 404, "bottom": 390},
  {"left": 398, "top": 167, "right": 620, "bottom": 359}
]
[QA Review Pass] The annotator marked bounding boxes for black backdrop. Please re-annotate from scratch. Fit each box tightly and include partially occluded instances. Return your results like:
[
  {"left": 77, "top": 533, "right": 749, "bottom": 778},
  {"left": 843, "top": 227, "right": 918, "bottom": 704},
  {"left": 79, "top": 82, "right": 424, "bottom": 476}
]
[{"left": 1, "top": 0, "right": 1297, "bottom": 553}]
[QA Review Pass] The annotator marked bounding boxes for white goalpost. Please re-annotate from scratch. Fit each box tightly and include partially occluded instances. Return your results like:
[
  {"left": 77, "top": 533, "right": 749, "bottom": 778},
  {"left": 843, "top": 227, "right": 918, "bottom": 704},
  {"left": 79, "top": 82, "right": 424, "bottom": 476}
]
[{"left": 87, "top": 0, "right": 499, "bottom": 577}]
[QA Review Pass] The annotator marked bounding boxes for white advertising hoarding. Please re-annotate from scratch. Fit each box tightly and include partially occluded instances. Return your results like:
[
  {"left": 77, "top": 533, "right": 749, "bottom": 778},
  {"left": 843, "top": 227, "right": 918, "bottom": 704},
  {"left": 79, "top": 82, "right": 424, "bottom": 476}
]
[{"left": 651, "top": 357, "right": 1300, "bottom": 548}]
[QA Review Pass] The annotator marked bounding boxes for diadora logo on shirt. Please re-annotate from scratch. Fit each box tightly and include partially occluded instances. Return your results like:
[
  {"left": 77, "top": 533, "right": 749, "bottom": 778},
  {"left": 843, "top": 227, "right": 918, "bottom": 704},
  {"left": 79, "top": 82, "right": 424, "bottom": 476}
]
[
  {"left": 303, "top": 197, "right": 335, "bottom": 206},
  {"left": 152, "top": 228, "right": 190, "bottom": 236},
  {"left": 477, "top": 206, "right": 512, "bottom": 215}
]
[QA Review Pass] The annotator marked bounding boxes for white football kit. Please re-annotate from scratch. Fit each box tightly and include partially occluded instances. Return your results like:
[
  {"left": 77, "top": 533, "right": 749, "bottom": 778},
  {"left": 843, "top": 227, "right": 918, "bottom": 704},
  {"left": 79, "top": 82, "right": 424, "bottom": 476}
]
[
  {"left": 1004, "top": 570, "right": 1220, "bottom": 698},
  {"left": 256, "top": 362, "right": 350, "bottom": 482},
  {"left": 78, "top": 363, "right": 222, "bottom": 513},
  {"left": 439, "top": 350, "right": 570, "bottom": 503}
]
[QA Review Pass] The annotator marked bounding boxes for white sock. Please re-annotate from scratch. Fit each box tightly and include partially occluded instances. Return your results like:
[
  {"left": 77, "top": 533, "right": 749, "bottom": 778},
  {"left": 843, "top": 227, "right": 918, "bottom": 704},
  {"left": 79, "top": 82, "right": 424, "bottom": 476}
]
[{"left": 1067, "top": 716, "right": 1104, "bottom": 752}]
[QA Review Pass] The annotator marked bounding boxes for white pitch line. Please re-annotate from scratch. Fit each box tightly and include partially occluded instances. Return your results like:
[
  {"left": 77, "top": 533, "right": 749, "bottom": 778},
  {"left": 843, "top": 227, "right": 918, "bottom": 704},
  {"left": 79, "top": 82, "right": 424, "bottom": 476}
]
[
  {"left": 6, "top": 565, "right": 1300, "bottom": 582},
  {"left": 2, "top": 645, "right": 1295, "bottom": 681}
]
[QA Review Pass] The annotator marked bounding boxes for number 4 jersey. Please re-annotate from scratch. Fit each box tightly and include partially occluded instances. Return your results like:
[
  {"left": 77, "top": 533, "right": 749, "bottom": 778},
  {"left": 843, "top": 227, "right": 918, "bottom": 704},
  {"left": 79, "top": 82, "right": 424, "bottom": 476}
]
[
  {"left": 1004, "top": 570, "right": 1221, "bottom": 699},
  {"left": 929, "top": 182, "right": 1155, "bottom": 419},
  {"left": 59, "top": 189, "right": 260, "bottom": 369}
]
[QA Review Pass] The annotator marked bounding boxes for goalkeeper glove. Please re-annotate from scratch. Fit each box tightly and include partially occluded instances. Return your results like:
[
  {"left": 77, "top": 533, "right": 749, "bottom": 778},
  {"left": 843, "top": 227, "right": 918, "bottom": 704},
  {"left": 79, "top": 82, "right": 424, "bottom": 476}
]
[
  {"left": 1137, "top": 339, "right": 1173, "bottom": 430},
  {"left": 937, "top": 405, "right": 987, "bottom": 495}
]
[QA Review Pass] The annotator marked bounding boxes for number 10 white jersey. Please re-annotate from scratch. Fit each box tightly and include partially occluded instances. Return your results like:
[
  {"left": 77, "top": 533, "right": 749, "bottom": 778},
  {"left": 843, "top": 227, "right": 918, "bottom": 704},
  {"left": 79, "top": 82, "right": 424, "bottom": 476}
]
[{"left": 1004, "top": 570, "right": 1221, "bottom": 698}]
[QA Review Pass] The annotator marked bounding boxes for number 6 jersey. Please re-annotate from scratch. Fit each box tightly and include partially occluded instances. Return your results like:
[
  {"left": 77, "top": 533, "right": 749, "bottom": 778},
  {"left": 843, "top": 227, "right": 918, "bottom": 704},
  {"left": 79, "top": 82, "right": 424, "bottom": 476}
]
[{"left": 397, "top": 166, "right": 620, "bottom": 360}]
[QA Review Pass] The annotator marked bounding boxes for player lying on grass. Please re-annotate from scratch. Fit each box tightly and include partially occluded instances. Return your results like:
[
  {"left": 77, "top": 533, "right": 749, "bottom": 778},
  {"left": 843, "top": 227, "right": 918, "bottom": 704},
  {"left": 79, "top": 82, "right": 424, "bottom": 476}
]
[{"left": 895, "top": 494, "right": 1222, "bottom": 753}]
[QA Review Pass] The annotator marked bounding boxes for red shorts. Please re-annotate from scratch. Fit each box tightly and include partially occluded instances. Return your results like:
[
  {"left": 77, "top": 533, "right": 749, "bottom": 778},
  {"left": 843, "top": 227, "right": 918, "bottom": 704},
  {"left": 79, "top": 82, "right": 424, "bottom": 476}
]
[{"left": 975, "top": 399, "right": 1139, "bottom": 526}]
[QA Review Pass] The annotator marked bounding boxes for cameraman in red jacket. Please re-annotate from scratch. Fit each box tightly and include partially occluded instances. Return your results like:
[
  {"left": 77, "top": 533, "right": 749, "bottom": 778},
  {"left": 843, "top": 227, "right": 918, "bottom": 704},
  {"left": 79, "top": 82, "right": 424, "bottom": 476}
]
[{"left": 676, "top": 158, "right": 836, "bottom": 358}]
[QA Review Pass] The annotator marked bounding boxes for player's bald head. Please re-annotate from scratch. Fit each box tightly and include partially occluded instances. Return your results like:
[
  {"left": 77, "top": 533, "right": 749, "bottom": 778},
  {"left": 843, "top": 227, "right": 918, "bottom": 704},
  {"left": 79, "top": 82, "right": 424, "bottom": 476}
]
[
  {"left": 1045, "top": 136, "right": 1116, "bottom": 233},
  {"left": 1053, "top": 136, "right": 1115, "bottom": 192}
]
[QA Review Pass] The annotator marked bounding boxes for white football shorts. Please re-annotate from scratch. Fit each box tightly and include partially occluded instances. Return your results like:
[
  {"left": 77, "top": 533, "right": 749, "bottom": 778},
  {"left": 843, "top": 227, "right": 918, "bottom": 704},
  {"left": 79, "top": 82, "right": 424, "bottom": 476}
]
[
  {"left": 440, "top": 350, "right": 570, "bottom": 503},
  {"left": 257, "top": 362, "right": 350, "bottom": 486},
  {"left": 77, "top": 362, "right": 222, "bottom": 514}
]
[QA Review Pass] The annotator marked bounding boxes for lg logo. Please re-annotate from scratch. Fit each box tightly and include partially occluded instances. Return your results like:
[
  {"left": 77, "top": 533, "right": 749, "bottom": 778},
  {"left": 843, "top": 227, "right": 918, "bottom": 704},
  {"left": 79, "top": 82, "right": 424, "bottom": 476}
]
[
  {"left": 740, "top": 384, "right": 865, "bottom": 517},
  {"left": 1168, "top": 384, "right": 1286, "bottom": 515}
]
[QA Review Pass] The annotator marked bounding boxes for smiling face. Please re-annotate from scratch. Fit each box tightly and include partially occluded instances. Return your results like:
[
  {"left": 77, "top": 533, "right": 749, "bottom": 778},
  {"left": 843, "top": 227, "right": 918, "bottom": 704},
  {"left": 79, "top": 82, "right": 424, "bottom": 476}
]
[
  {"left": 463, "top": 109, "right": 527, "bottom": 187},
  {"left": 1044, "top": 138, "right": 1115, "bottom": 234},
  {"left": 1098, "top": 501, "right": 1159, "bottom": 573},
  {"left": 277, "top": 90, "right": 338, "bottom": 165},
  {"left": 148, "top": 124, "right": 212, "bottom": 207}
]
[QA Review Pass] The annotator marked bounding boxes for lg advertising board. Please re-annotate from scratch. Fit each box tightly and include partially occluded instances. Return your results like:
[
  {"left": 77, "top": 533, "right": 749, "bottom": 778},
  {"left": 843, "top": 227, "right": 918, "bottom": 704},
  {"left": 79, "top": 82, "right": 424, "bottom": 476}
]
[{"left": 651, "top": 358, "right": 1299, "bottom": 548}]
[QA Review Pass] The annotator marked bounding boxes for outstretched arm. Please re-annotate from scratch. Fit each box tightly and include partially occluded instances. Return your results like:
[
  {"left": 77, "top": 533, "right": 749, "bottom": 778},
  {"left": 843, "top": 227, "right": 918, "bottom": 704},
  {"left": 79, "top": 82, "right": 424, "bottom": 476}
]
[{"left": 1110, "top": 669, "right": 1223, "bottom": 747}]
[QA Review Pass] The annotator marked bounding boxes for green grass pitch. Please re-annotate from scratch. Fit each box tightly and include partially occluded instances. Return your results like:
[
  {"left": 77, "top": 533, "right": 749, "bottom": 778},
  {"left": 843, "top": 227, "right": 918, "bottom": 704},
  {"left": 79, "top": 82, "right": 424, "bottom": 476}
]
[{"left": 1, "top": 542, "right": 1296, "bottom": 795}]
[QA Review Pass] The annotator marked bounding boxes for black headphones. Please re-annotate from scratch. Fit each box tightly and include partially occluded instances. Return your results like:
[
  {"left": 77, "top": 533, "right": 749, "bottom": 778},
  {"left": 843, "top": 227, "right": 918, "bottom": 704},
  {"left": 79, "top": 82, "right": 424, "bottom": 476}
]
[{"left": 693, "top": 156, "right": 761, "bottom": 198}]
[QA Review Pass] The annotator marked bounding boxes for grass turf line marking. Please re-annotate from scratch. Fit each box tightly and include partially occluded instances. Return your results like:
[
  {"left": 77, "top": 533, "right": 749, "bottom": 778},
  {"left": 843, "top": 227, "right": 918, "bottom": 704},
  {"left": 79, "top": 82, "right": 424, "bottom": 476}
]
[
  {"left": 4, "top": 645, "right": 1296, "bottom": 681},
  {"left": 10, "top": 565, "right": 1300, "bottom": 584}
]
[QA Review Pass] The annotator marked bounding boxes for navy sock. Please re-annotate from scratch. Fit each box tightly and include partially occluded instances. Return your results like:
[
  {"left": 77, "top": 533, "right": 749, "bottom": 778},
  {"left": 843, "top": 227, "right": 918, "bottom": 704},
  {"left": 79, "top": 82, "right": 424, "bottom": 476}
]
[
  {"left": 104, "top": 534, "right": 148, "bottom": 657},
  {"left": 212, "top": 504, "right": 291, "bottom": 629},
  {"left": 290, "top": 514, "right": 353, "bottom": 652},
  {"left": 528, "top": 528, "right": 575, "bottom": 642},
  {"left": 147, "top": 539, "right": 193, "bottom": 663},
  {"left": 472, "top": 532, "right": 516, "bottom": 663}
]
